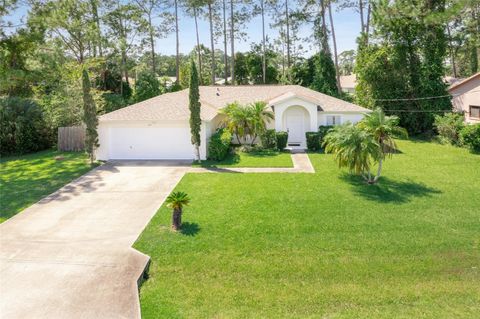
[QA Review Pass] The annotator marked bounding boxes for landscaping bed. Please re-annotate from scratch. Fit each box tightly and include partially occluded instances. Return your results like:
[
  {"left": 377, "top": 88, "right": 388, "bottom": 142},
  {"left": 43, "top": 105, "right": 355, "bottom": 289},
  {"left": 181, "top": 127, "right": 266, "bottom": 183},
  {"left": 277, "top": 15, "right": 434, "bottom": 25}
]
[{"left": 194, "top": 149, "right": 293, "bottom": 168}]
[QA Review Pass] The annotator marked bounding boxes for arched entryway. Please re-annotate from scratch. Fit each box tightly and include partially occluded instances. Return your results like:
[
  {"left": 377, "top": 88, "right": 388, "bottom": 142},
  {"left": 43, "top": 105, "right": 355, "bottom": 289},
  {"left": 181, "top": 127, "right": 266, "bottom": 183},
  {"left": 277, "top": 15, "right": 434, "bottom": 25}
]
[{"left": 282, "top": 105, "right": 310, "bottom": 148}]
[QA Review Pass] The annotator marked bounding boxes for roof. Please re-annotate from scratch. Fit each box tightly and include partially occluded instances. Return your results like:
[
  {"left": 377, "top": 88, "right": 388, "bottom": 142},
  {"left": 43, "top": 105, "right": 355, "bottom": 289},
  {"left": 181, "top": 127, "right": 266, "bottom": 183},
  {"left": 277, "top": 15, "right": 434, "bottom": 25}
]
[
  {"left": 100, "top": 85, "right": 370, "bottom": 122},
  {"left": 448, "top": 72, "right": 480, "bottom": 92},
  {"left": 340, "top": 74, "right": 356, "bottom": 89}
]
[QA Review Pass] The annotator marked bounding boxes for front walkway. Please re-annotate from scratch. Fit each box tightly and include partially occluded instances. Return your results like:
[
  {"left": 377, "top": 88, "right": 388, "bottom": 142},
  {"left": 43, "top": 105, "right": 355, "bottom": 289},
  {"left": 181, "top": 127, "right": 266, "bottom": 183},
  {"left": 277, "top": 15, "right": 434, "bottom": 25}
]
[{"left": 0, "top": 153, "right": 314, "bottom": 318}]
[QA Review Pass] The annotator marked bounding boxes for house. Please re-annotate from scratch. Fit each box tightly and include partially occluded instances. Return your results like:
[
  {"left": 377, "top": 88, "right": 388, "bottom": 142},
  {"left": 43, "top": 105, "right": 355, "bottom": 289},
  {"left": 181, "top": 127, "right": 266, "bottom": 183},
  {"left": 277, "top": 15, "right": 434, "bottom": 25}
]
[
  {"left": 448, "top": 72, "right": 480, "bottom": 124},
  {"left": 95, "top": 85, "right": 370, "bottom": 160},
  {"left": 339, "top": 74, "right": 356, "bottom": 94}
]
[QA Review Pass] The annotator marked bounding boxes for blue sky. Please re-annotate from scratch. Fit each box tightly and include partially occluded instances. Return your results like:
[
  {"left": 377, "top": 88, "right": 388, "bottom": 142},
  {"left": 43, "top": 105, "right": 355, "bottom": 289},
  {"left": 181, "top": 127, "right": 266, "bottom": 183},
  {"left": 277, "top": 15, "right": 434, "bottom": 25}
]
[{"left": 5, "top": 3, "right": 361, "bottom": 57}]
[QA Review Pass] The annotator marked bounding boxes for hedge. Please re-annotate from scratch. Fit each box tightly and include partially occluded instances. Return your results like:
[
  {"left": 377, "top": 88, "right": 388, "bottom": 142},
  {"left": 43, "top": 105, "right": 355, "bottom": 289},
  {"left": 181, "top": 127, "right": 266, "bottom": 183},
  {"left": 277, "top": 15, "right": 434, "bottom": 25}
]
[
  {"left": 318, "top": 125, "right": 334, "bottom": 147},
  {"left": 275, "top": 131, "right": 288, "bottom": 150},
  {"left": 305, "top": 132, "right": 321, "bottom": 151},
  {"left": 0, "top": 97, "right": 52, "bottom": 155},
  {"left": 460, "top": 124, "right": 480, "bottom": 152},
  {"left": 208, "top": 128, "right": 232, "bottom": 160},
  {"left": 260, "top": 129, "right": 277, "bottom": 149}
]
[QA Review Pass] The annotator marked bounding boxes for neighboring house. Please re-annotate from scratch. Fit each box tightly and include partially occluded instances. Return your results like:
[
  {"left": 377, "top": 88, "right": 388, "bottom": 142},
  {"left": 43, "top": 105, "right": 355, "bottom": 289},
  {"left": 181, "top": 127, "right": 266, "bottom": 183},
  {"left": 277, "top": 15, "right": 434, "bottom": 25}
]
[
  {"left": 96, "top": 85, "right": 370, "bottom": 160},
  {"left": 448, "top": 72, "right": 480, "bottom": 124},
  {"left": 339, "top": 74, "right": 356, "bottom": 94}
]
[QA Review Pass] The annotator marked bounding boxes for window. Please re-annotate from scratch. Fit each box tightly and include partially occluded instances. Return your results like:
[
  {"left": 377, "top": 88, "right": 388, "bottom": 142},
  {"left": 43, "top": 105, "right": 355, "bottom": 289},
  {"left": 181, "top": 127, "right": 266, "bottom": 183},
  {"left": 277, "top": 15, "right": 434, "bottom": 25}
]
[
  {"left": 326, "top": 115, "right": 341, "bottom": 126},
  {"left": 470, "top": 106, "right": 480, "bottom": 119}
]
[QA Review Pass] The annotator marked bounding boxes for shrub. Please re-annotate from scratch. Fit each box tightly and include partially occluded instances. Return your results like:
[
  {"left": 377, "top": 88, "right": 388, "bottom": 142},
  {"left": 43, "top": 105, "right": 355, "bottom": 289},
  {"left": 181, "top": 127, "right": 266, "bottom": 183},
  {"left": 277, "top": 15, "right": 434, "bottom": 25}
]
[
  {"left": 305, "top": 132, "right": 321, "bottom": 151},
  {"left": 133, "top": 71, "right": 162, "bottom": 103},
  {"left": 275, "top": 131, "right": 288, "bottom": 150},
  {"left": 208, "top": 128, "right": 232, "bottom": 160},
  {"left": 0, "top": 97, "right": 52, "bottom": 155},
  {"left": 433, "top": 112, "right": 465, "bottom": 146},
  {"left": 260, "top": 129, "right": 277, "bottom": 149},
  {"left": 318, "top": 125, "right": 334, "bottom": 146},
  {"left": 460, "top": 124, "right": 480, "bottom": 152}
]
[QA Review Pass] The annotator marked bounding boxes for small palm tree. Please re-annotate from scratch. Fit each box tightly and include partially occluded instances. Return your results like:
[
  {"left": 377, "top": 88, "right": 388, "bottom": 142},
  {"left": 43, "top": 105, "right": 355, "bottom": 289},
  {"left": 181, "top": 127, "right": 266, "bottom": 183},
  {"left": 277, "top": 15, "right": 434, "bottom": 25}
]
[
  {"left": 323, "top": 123, "right": 382, "bottom": 183},
  {"left": 357, "top": 108, "right": 408, "bottom": 182},
  {"left": 165, "top": 191, "right": 191, "bottom": 231},
  {"left": 249, "top": 101, "right": 274, "bottom": 145}
]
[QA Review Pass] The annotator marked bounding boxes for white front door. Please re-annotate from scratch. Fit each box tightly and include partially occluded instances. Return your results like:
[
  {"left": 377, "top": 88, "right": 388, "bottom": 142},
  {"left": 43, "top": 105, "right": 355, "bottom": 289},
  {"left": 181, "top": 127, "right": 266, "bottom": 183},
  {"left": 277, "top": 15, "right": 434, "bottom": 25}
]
[{"left": 286, "top": 113, "right": 305, "bottom": 145}]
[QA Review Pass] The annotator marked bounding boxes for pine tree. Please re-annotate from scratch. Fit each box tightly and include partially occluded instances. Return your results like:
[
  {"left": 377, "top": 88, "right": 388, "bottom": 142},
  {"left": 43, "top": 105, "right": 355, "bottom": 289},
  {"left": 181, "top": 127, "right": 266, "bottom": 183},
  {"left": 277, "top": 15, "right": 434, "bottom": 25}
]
[
  {"left": 81, "top": 69, "right": 99, "bottom": 164},
  {"left": 189, "top": 60, "right": 201, "bottom": 162}
]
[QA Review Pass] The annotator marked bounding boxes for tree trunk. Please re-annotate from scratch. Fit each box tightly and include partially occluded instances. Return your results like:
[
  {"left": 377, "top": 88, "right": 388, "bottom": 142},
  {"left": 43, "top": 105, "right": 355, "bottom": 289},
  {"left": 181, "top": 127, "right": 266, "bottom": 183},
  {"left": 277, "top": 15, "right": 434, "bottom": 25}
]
[
  {"left": 194, "top": 8, "right": 203, "bottom": 85},
  {"left": 328, "top": 1, "right": 341, "bottom": 93},
  {"left": 208, "top": 2, "right": 216, "bottom": 85},
  {"left": 223, "top": 0, "right": 228, "bottom": 84},
  {"left": 365, "top": 2, "right": 371, "bottom": 45},
  {"left": 175, "top": 0, "right": 180, "bottom": 82},
  {"left": 230, "top": 0, "right": 235, "bottom": 84},
  {"left": 172, "top": 207, "right": 182, "bottom": 231},
  {"left": 285, "top": 0, "right": 291, "bottom": 80},
  {"left": 148, "top": 15, "right": 156, "bottom": 75},
  {"left": 359, "top": 0, "right": 365, "bottom": 33},
  {"left": 373, "top": 158, "right": 383, "bottom": 183},
  {"left": 261, "top": 0, "right": 266, "bottom": 84},
  {"left": 194, "top": 144, "right": 201, "bottom": 162},
  {"left": 446, "top": 24, "right": 457, "bottom": 78},
  {"left": 90, "top": 0, "right": 103, "bottom": 57}
]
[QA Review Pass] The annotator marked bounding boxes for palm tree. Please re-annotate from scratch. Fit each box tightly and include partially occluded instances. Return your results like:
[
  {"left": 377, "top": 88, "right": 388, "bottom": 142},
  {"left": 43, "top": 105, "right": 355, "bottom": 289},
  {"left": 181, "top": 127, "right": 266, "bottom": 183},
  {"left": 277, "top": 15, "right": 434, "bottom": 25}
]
[
  {"left": 357, "top": 108, "right": 408, "bottom": 182},
  {"left": 323, "top": 123, "right": 382, "bottom": 183},
  {"left": 166, "top": 191, "right": 191, "bottom": 231},
  {"left": 249, "top": 101, "right": 274, "bottom": 145}
]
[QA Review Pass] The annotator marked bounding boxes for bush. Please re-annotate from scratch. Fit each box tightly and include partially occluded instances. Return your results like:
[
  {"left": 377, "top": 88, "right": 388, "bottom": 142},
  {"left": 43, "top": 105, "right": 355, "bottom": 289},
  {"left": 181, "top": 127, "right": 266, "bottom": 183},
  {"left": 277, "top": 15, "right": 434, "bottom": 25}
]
[
  {"left": 275, "top": 131, "right": 288, "bottom": 150},
  {"left": 433, "top": 112, "right": 465, "bottom": 146},
  {"left": 460, "top": 124, "right": 480, "bottom": 152},
  {"left": 208, "top": 128, "right": 232, "bottom": 160},
  {"left": 0, "top": 97, "right": 52, "bottom": 155},
  {"left": 306, "top": 132, "right": 321, "bottom": 151},
  {"left": 318, "top": 125, "right": 334, "bottom": 146},
  {"left": 260, "top": 129, "right": 277, "bottom": 149},
  {"left": 133, "top": 71, "right": 162, "bottom": 103}
]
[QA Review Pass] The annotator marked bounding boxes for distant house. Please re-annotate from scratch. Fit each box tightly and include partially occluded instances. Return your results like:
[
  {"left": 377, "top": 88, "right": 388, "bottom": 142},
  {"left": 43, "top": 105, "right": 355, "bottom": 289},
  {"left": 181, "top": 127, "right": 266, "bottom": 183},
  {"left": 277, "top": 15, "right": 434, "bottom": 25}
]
[
  {"left": 448, "top": 73, "right": 480, "bottom": 124},
  {"left": 339, "top": 74, "right": 356, "bottom": 94}
]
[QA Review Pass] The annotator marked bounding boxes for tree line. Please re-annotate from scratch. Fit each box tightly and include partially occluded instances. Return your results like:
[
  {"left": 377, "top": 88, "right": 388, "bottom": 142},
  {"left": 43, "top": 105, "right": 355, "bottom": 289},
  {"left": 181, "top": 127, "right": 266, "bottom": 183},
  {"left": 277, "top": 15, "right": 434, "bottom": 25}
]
[{"left": 1, "top": 0, "right": 479, "bottom": 156}]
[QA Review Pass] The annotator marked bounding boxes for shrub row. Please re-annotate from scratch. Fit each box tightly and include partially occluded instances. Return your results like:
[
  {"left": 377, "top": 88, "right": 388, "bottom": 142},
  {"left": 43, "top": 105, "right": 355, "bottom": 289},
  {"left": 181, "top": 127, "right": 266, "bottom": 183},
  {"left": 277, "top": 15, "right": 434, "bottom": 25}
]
[
  {"left": 276, "top": 131, "right": 288, "bottom": 150},
  {"left": 461, "top": 124, "right": 480, "bottom": 152},
  {"left": 305, "top": 126, "right": 334, "bottom": 151},
  {"left": 207, "top": 128, "right": 232, "bottom": 161}
]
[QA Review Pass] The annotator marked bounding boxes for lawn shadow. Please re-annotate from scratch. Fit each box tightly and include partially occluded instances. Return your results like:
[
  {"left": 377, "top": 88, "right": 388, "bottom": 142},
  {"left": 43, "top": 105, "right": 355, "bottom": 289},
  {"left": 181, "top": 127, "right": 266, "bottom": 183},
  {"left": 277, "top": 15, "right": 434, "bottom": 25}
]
[
  {"left": 180, "top": 222, "right": 201, "bottom": 236},
  {"left": 340, "top": 174, "right": 441, "bottom": 204}
]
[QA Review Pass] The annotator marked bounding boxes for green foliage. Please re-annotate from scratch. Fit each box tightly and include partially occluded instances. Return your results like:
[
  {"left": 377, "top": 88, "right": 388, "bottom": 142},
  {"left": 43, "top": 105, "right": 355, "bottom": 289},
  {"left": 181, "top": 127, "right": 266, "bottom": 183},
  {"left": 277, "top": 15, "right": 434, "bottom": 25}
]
[
  {"left": 318, "top": 125, "right": 334, "bottom": 146},
  {"left": 133, "top": 70, "right": 162, "bottom": 102},
  {"left": 81, "top": 69, "right": 98, "bottom": 164},
  {"left": 98, "top": 92, "right": 128, "bottom": 114},
  {"left": 189, "top": 60, "right": 201, "bottom": 161},
  {"left": 305, "top": 132, "right": 321, "bottom": 151},
  {"left": 275, "top": 131, "right": 288, "bottom": 150},
  {"left": 433, "top": 112, "right": 465, "bottom": 146},
  {"left": 0, "top": 97, "right": 52, "bottom": 155},
  {"left": 460, "top": 124, "right": 480, "bottom": 152},
  {"left": 323, "top": 123, "right": 381, "bottom": 179},
  {"left": 311, "top": 51, "right": 339, "bottom": 97},
  {"left": 207, "top": 128, "right": 232, "bottom": 161},
  {"left": 234, "top": 52, "right": 249, "bottom": 85},
  {"left": 260, "top": 129, "right": 277, "bottom": 150},
  {"left": 165, "top": 191, "right": 191, "bottom": 210}
]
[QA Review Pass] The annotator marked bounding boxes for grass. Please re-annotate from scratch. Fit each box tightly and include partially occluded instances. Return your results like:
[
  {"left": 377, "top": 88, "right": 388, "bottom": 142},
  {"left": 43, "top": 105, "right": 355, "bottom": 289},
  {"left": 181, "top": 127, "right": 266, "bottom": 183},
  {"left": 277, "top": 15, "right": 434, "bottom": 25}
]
[
  {"left": 194, "top": 149, "right": 293, "bottom": 168},
  {"left": 0, "top": 149, "right": 95, "bottom": 223},
  {"left": 135, "top": 140, "right": 480, "bottom": 318}
]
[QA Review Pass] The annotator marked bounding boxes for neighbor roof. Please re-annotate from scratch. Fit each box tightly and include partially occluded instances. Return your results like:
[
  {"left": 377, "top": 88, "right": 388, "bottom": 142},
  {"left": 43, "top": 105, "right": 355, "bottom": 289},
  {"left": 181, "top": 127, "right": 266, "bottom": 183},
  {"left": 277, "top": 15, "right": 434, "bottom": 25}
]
[
  {"left": 100, "top": 85, "right": 370, "bottom": 122},
  {"left": 448, "top": 72, "right": 480, "bottom": 92}
]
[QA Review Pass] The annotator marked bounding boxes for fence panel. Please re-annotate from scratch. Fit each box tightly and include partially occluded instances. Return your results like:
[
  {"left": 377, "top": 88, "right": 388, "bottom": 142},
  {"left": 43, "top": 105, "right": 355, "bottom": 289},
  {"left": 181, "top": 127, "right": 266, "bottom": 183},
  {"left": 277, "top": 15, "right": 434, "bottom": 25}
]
[{"left": 58, "top": 126, "right": 85, "bottom": 151}]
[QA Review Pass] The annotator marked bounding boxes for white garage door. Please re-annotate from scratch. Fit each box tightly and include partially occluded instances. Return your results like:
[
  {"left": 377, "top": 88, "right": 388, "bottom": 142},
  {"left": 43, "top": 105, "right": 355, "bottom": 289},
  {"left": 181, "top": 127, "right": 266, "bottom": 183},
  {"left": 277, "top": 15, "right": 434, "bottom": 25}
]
[{"left": 109, "top": 126, "right": 194, "bottom": 160}]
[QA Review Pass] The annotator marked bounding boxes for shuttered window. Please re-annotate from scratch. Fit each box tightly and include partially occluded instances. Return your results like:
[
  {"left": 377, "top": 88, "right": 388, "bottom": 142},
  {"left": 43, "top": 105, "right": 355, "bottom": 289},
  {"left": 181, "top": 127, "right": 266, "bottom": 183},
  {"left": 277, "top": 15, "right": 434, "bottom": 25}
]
[{"left": 326, "top": 115, "right": 341, "bottom": 126}]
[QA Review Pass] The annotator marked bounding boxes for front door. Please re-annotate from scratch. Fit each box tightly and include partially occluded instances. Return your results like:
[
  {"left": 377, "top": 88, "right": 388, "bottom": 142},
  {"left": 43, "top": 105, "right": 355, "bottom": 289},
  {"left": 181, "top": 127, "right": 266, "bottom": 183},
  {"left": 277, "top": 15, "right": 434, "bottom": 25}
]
[{"left": 286, "top": 114, "right": 304, "bottom": 145}]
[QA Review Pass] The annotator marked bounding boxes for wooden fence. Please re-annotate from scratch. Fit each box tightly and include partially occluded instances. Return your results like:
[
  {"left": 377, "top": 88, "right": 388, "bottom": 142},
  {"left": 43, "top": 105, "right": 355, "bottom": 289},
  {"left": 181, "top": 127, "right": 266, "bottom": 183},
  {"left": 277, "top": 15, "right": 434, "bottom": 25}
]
[{"left": 58, "top": 126, "right": 85, "bottom": 151}]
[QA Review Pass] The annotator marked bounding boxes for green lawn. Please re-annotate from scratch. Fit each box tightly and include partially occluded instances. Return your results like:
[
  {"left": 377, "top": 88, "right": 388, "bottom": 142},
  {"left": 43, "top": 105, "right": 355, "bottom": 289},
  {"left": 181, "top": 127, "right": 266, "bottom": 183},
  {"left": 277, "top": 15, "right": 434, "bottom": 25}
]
[
  {"left": 0, "top": 149, "right": 95, "bottom": 223},
  {"left": 195, "top": 149, "right": 293, "bottom": 168},
  {"left": 135, "top": 140, "right": 480, "bottom": 318}
]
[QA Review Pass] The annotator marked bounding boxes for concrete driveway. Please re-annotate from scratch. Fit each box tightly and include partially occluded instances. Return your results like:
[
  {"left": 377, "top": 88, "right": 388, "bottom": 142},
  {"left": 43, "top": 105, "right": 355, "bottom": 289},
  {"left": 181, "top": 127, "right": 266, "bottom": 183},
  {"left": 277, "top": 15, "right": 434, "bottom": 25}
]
[{"left": 0, "top": 161, "right": 189, "bottom": 318}]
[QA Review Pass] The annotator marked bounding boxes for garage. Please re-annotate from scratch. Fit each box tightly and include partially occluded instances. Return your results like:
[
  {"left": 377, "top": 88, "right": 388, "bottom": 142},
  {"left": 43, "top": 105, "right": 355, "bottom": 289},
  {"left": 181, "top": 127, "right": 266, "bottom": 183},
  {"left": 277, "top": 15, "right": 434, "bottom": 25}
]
[{"left": 101, "top": 122, "right": 196, "bottom": 160}]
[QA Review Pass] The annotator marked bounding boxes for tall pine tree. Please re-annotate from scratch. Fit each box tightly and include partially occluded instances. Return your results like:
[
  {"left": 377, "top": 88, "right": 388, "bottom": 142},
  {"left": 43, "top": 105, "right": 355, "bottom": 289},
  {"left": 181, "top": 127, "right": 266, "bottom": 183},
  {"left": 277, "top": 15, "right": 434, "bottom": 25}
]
[
  {"left": 189, "top": 60, "right": 201, "bottom": 162},
  {"left": 82, "top": 68, "right": 99, "bottom": 164}
]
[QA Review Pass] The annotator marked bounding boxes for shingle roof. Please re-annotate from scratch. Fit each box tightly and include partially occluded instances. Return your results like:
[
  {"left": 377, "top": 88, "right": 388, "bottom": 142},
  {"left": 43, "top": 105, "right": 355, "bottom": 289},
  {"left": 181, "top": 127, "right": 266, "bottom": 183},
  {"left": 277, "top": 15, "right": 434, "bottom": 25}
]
[
  {"left": 100, "top": 85, "right": 370, "bottom": 122},
  {"left": 448, "top": 72, "right": 480, "bottom": 92}
]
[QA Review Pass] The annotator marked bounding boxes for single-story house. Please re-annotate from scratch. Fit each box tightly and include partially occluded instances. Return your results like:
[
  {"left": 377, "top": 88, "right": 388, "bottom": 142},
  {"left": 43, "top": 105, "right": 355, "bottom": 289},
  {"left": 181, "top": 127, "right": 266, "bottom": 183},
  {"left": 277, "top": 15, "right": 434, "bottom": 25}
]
[
  {"left": 96, "top": 85, "right": 370, "bottom": 160},
  {"left": 448, "top": 72, "right": 480, "bottom": 124}
]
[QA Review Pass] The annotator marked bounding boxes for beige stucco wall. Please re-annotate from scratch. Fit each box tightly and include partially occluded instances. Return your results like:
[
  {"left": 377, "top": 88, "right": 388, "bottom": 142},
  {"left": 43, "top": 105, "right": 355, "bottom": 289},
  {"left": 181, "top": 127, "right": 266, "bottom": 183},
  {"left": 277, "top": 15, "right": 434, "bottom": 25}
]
[{"left": 450, "top": 76, "right": 480, "bottom": 124}]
